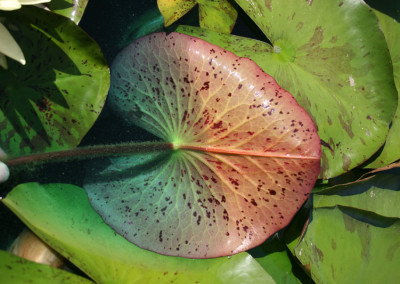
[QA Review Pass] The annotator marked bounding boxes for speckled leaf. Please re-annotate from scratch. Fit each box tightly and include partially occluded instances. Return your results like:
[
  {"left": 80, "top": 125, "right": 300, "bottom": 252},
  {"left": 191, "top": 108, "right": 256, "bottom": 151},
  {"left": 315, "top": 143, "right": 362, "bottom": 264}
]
[
  {"left": 294, "top": 207, "right": 400, "bottom": 283},
  {"left": 313, "top": 170, "right": 400, "bottom": 219},
  {"left": 157, "top": 0, "right": 237, "bottom": 33},
  {"left": 367, "top": 10, "right": 400, "bottom": 168},
  {"left": 0, "top": 6, "right": 109, "bottom": 156},
  {"left": 2, "top": 183, "right": 273, "bottom": 283},
  {"left": 198, "top": 0, "right": 238, "bottom": 33},
  {"left": 84, "top": 32, "right": 321, "bottom": 258},
  {"left": 0, "top": 250, "right": 92, "bottom": 284},
  {"left": 157, "top": 0, "right": 197, "bottom": 27},
  {"left": 46, "top": 0, "right": 89, "bottom": 24},
  {"left": 177, "top": 0, "right": 398, "bottom": 178}
]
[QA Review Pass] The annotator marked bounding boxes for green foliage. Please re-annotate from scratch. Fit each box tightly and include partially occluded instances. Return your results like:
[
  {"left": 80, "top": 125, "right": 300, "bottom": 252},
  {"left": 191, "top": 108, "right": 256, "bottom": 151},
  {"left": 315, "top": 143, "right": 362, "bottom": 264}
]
[
  {"left": 367, "top": 10, "right": 400, "bottom": 167},
  {"left": 46, "top": 0, "right": 89, "bottom": 24},
  {"left": 2, "top": 183, "right": 273, "bottom": 283},
  {"left": 0, "top": 6, "right": 109, "bottom": 156},
  {"left": 0, "top": 250, "right": 92, "bottom": 283},
  {"left": 295, "top": 206, "right": 400, "bottom": 283},
  {"left": 157, "top": 0, "right": 237, "bottom": 33},
  {"left": 0, "top": 0, "right": 399, "bottom": 283}
]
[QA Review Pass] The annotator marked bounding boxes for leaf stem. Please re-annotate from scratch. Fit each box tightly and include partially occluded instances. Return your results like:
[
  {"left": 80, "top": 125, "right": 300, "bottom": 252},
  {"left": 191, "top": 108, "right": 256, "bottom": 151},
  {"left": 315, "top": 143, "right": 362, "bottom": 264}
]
[{"left": 4, "top": 141, "right": 173, "bottom": 167}]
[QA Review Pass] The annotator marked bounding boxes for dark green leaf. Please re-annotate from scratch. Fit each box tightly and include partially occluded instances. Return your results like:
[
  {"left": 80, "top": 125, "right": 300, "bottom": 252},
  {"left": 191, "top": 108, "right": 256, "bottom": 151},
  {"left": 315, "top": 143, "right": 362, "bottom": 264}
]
[{"left": 0, "top": 6, "right": 109, "bottom": 156}]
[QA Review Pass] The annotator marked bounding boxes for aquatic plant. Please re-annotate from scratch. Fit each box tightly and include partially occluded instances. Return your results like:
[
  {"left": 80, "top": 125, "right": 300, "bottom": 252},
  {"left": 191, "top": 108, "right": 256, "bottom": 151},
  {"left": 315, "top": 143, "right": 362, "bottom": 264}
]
[{"left": 1, "top": 0, "right": 399, "bottom": 283}]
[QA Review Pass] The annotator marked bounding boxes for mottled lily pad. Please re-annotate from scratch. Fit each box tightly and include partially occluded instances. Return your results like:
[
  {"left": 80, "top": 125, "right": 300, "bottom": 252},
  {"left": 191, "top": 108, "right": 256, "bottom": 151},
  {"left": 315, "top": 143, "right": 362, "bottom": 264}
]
[
  {"left": 0, "top": 6, "right": 109, "bottom": 156},
  {"left": 157, "top": 0, "right": 237, "bottom": 33},
  {"left": 294, "top": 207, "right": 400, "bottom": 283},
  {"left": 177, "top": 0, "right": 398, "bottom": 178},
  {"left": 84, "top": 32, "right": 320, "bottom": 258}
]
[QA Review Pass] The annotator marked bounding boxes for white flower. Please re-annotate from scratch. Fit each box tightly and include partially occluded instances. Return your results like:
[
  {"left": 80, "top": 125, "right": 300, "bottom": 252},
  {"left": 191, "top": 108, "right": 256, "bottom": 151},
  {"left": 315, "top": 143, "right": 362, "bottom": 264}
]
[
  {"left": 0, "top": 0, "right": 51, "bottom": 68},
  {"left": 0, "top": 0, "right": 50, "bottom": 11},
  {"left": 0, "top": 147, "right": 9, "bottom": 183},
  {"left": 0, "top": 161, "right": 9, "bottom": 183}
]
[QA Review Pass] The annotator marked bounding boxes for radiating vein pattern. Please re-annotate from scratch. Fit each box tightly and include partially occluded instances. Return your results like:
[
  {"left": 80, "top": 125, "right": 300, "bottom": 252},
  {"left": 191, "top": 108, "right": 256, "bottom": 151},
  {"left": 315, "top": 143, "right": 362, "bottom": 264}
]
[{"left": 87, "top": 32, "right": 321, "bottom": 258}]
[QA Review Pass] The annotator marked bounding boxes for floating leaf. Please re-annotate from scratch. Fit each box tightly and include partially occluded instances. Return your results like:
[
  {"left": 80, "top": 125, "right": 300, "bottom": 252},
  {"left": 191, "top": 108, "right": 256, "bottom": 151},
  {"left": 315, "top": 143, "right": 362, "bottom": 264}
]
[
  {"left": 197, "top": 0, "right": 238, "bottom": 34},
  {"left": 249, "top": 235, "right": 310, "bottom": 284},
  {"left": 46, "top": 0, "right": 89, "bottom": 24},
  {"left": 367, "top": 10, "right": 400, "bottom": 168},
  {"left": 157, "top": 0, "right": 237, "bottom": 33},
  {"left": 2, "top": 183, "right": 273, "bottom": 283},
  {"left": 0, "top": 6, "right": 109, "bottom": 156},
  {"left": 0, "top": 250, "right": 92, "bottom": 284},
  {"left": 294, "top": 207, "right": 400, "bottom": 283},
  {"left": 177, "top": 0, "right": 398, "bottom": 178},
  {"left": 84, "top": 32, "right": 321, "bottom": 258},
  {"left": 314, "top": 170, "right": 400, "bottom": 219}
]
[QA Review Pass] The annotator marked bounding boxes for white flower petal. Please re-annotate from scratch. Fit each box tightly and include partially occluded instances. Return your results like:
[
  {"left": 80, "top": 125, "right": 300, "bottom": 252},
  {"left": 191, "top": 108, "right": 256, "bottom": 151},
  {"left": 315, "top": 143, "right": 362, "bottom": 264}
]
[
  {"left": 0, "top": 53, "right": 8, "bottom": 69},
  {"left": 19, "top": 0, "right": 51, "bottom": 4},
  {"left": 0, "top": 22, "right": 25, "bottom": 65},
  {"left": 0, "top": 161, "right": 9, "bottom": 183},
  {"left": 0, "top": 0, "right": 21, "bottom": 10}
]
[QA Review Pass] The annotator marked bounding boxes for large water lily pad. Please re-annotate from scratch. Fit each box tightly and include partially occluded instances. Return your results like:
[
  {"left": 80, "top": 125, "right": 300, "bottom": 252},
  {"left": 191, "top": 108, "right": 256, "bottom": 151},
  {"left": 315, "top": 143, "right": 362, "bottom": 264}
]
[
  {"left": 294, "top": 207, "right": 400, "bottom": 283},
  {"left": 0, "top": 6, "right": 109, "bottom": 156},
  {"left": 84, "top": 32, "right": 321, "bottom": 258},
  {"left": 178, "top": 0, "right": 398, "bottom": 178},
  {"left": 2, "top": 183, "right": 273, "bottom": 283}
]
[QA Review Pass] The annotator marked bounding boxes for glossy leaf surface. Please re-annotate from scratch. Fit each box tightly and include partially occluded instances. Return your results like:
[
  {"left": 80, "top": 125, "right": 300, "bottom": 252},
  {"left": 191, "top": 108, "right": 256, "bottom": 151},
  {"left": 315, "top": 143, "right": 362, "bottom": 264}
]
[
  {"left": 157, "top": 0, "right": 237, "bottom": 33},
  {"left": 294, "top": 207, "right": 400, "bottom": 283},
  {"left": 0, "top": 250, "right": 92, "bottom": 284},
  {"left": 85, "top": 32, "right": 321, "bottom": 258},
  {"left": 2, "top": 183, "right": 273, "bottom": 283},
  {"left": 178, "top": 0, "right": 398, "bottom": 178},
  {"left": 0, "top": 7, "right": 109, "bottom": 156},
  {"left": 367, "top": 10, "right": 400, "bottom": 167},
  {"left": 46, "top": 0, "right": 89, "bottom": 24},
  {"left": 249, "top": 236, "right": 308, "bottom": 284},
  {"left": 314, "top": 171, "right": 400, "bottom": 218}
]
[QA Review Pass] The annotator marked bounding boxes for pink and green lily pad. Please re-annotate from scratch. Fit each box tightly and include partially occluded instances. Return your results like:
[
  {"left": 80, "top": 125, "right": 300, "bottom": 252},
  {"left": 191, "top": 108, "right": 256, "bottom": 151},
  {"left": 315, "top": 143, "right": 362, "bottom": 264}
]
[{"left": 84, "top": 32, "right": 321, "bottom": 258}]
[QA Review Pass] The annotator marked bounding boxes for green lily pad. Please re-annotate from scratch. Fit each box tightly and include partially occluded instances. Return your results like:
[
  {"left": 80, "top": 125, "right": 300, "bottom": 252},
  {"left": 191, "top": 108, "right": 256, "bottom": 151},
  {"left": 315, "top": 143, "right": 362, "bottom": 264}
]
[
  {"left": 0, "top": 250, "right": 92, "bottom": 284},
  {"left": 367, "top": 10, "right": 400, "bottom": 168},
  {"left": 249, "top": 236, "right": 310, "bottom": 284},
  {"left": 177, "top": 0, "right": 398, "bottom": 178},
  {"left": 294, "top": 207, "right": 400, "bottom": 283},
  {"left": 157, "top": 0, "right": 237, "bottom": 33},
  {"left": 0, "top": 6, "right": 109, "bottom": 156},
  {"left": 314, "top": 171, "right": 400, "bottom": 218},
  {"left": 46, "top": 0, "right": 89, "bottom": 24},
  {"left": 2, "top": 183, "right": 273, "bottom": 283}
]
